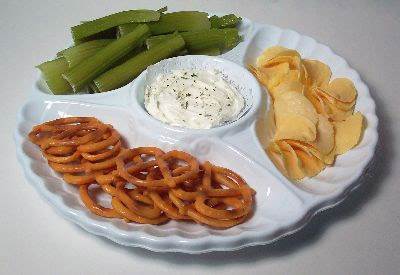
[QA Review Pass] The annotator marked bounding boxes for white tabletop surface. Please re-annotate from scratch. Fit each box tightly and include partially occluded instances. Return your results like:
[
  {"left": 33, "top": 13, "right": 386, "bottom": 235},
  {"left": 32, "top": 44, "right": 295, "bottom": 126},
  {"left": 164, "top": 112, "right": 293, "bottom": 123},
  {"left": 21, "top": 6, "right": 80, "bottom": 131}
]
[{"left": 1, "top": 0, "right": 399, "bottom": 274}]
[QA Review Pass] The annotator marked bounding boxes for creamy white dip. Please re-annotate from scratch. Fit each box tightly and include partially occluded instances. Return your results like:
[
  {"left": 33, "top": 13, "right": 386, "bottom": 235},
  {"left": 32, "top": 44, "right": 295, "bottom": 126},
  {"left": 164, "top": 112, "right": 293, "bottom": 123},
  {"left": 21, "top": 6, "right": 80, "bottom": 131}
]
[{"left": 144, "top": 69, "right": 244, "bottom": 129}]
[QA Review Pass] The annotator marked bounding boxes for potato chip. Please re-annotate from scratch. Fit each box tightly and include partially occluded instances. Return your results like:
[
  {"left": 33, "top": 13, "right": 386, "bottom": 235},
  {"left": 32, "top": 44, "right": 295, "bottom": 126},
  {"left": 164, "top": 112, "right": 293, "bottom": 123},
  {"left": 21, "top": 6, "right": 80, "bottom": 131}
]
[
  {"left": 304, "top": 87, "right": 329, "bottom": 117},
  {"left": 274, "top": 91, "right": 318, "bottom": 124},
  {"left": 257, "top": 63, "right": 290, "bottom": 91},
  {"left": 309, "top": 87, "right": 354, "bottom": 122},
  {"left": 323, "top": 78, "right": 357, "bottom": 103},
  {"left": 325, "top": 100, "right": 354, "bottom": 122},
  {"left": 252, "top": 46, "right": 365, "bottom": 181},
  {"left": 303, "top": 59, "right": 331, "bottom": 87},
  {"left": 277, "top": 141, "right": 305, "bottom": 180},
  {"left": 311, "top": 115, "right": 335, "bottom": 155},
  {"left": 274, "top": 91, "right": 318, "bottom": 142},
  {"left": 276, "top": 49, "right": 302, "bottom": 59},
  {"left": 284, "top": 69, "right": 302, "bottom": 82},
  {"left": 300, "top": 63, "right": 308, "bottom": 85},
  {"left": 316, "top": 88, "right": 356, "bottom": 111},
  {"left": 266, "top": 142, "right": 288, "bottom": 177},
  {"left": 323, "top": 146, "right": 336, "bottom": 165},
  {"left": 274, "top": 114, "right": 316, "bottom": 142},
  {"left": 256, "top": 46, "right": 288, "bottom": 67},
  {"left": 285, "top": 139, "right": 323, "bottom": 160},
  {"left": 334, "top": 112, "right": 364, "bottom": 154},
  {"left": 270, "top": 68, "right": 304, "bottom": 98},
  {"left": 256, "top": 46, "right": 300, "bottom": 68},
  {"left": 266, "top": 55, "right": 301, "bottom": 70},
  {"left": 265, "top": 103, "right": 276, "bottom": 140},
  {"left": 295, "top": 149, "right": 325, "bottom": 177},
  {"left": 272, "top": 80, "right": 304, "bottom": 98},
  {"left": 268, "top": 139, "right": 325, "bottom": 179},
  {"left": 248, "top": 65, "right": 269, "bottom": 88},
  {"left": 334, "top": 100, "right": 356, "bottom": 111}
]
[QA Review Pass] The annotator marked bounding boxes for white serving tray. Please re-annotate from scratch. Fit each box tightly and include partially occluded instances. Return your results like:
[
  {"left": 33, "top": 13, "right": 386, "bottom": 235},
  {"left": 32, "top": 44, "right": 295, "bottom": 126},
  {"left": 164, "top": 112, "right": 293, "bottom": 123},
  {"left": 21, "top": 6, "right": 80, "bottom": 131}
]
[{"left": 14, "top": 16, "right": 378, "bottom": 253}]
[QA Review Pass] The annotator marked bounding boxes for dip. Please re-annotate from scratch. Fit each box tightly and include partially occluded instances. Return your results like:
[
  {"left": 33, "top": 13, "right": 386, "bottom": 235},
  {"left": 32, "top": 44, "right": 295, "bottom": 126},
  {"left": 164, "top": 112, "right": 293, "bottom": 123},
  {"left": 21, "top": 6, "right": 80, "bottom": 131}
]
[{"left": 144, "top": 69, "right": 244, "bottom": 129}]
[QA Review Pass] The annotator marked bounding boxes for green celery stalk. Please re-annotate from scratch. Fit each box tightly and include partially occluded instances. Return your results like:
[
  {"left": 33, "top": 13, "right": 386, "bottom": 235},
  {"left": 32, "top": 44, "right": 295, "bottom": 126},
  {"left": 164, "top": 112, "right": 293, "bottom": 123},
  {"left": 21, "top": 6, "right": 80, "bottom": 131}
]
[
  {"left": 145, "top": 28, "right": 241, "bottom": 53},
  {"left": 71, "top": 10, "right": 159, "bottom": 43},
  {"left": 83, "top": 44, "right": 145, "bottom": 92},
  {"left": 175, "top": 49, "right": 189, "bottom": 56},
  {"left": 63, "top": 24, "right": 150, "bottom": 92},
  {"left": 222, "top": 28, "right": 242, "bottom": 50},
  {"left": 180, "top": 30, "right": 226, "bottom": 51},
  {"left": 209, "top": 14, "right": 242, "bottom": 29},
  {"left": 62, "top": 39, "right": 114, "bottom": 67},
  {"left": 118, "top": 10, "right": 208, "bottom": 37},
  {"left": 36, "top": 57, "right": 73, "bottom": 95},
  {"left": 145, "top": 33, "right": 177, "bottom": 49},
  {"left": 56, "top": 46, "right": 73, "bottom": 57},
  {"left": 117, "top": 23, "right": 138, "bottom": 38},
  {"left": 93, "top": 35, "right": 185, "bottom": 92},
  {"left": 148, "top": 11, "right": 210, "bottom": 35},
  {"left": 74, "top": 27, "right": 117, "bottom": 44},
  {"left": 88, "top": 82, "right": 100, "bottom": 93},
  {"left": 110, "top": 45, "right": 146, "bottom": 67}
]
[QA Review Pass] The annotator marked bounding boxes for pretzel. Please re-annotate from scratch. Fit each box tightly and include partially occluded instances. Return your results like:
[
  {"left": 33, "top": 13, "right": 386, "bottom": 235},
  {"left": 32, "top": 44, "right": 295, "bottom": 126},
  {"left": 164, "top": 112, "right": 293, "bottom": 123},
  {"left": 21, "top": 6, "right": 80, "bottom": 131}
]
[{"left": 29, "top": 117, "right": 256, "bottom": 229}]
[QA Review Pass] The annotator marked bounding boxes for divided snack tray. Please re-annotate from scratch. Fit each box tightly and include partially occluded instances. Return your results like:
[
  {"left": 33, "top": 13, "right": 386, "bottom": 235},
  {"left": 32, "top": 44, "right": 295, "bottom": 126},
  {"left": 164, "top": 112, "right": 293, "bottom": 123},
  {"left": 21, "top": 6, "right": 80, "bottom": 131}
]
[{"left": 14, "top": 16, "right": 378, "bottom": 253}]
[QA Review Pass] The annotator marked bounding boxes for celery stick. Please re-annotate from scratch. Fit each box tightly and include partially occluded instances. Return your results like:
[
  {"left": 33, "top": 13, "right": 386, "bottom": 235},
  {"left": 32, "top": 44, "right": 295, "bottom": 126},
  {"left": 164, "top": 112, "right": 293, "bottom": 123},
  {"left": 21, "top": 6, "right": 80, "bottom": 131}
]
[
  {"left": 180, "top": 30, "right": 226, "bottom": 51},
  {"left": 56, "top": 46, "right": 73, "bottom": 57},
  {"left": 175, "top": 49, "right": 189, "bottom": 56},
  {"left": 36, "top": 58, "right": 73, "bottom": 95},
  {"left": 110, "top": 44, "right": 146, "bottom": 68},
  {"left": 93, "top": 35, "right": 185, "bottom": 92},
  {"left": 149, "top": 11, "right": 210, "bottom": 35},
  {"left": 88, "top": 82, "right": 100, "bottom": 93},
  {"left": 145, "top": 33, "right": 177, "bottom": 49},
  {"left": 63, "top": 24, "right": 150, "bottom": 92},
  {"left": 117, "top": 23, "right": 138, "bottom": 38},
  {"left": 210, "top": 14, "right": 242, "bottom": 29},
  {"left": 86, "top": 46, "right": 145, "bottom": 93},
  {"left": 192, "top": 47, "right": 221, "bottom": 56},
  {"left": 62, "top": 39, "right": 114, "bottom": 67},
  {"left": 146, "top": 28, "right": 240, "bottom": 53},
  {"left": 119, "top": 11, "right": 209, "bottom": 37},
  {"left": 209, "top": 15, "right": 219, "bottom": 28},
  {"left": 222, "top": 28, "right": 242, "bottom": 50},
  {"left": 74, "top": 27, "right": 117, "bottom": 44},
  {"left": 71, "top": 10, "right": 159, "bottom": 43}
]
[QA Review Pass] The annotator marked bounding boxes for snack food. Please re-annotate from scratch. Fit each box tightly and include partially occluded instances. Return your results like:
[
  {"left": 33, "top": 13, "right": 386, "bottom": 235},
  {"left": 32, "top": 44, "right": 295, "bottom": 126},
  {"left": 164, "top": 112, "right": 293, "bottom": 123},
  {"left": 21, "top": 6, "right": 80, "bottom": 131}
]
[
  {"left": 36, "top": 8, "right": 242, "bottom": 95},
  {"left": 250, "top": 46, "right": 364, "bottom": 180},
  {"left": 28, "top": 117, "right": 255, "bottom": 228}
]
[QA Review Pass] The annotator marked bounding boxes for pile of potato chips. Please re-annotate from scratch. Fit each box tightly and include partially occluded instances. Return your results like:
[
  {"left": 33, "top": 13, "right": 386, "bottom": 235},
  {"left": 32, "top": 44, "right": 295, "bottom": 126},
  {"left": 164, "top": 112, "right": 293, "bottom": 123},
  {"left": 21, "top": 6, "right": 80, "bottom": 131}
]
[{"left": 250, "top": 46, "right": 364, "bottom": 180}]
